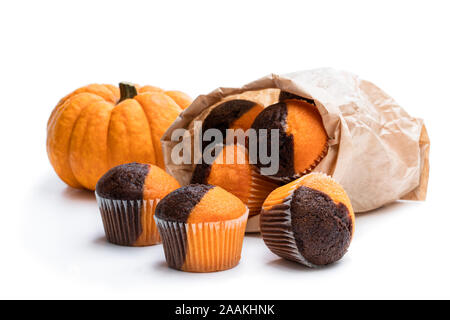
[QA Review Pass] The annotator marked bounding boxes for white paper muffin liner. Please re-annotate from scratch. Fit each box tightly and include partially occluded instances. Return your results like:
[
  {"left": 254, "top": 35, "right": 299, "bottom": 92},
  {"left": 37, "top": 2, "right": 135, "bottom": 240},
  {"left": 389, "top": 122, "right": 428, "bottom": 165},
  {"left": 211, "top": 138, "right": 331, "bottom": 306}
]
[{"left": 155, "top": 210, "right": 248, "bottom": 272}]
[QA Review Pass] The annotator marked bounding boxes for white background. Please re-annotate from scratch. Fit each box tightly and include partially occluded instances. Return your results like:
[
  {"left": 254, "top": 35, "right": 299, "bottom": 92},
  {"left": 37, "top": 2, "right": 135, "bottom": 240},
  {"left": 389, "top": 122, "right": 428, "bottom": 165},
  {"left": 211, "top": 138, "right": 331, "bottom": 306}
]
[{"left": 0, "top": 0, "right": 449, "bottom": 299}]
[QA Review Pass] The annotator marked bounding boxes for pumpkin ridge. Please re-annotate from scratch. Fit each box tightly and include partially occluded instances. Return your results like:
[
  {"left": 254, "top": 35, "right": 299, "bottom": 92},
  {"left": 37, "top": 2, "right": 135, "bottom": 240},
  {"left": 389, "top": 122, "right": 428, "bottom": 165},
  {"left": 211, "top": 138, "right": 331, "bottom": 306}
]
[
  {"left": 69, "top": 101, "right": 114, "bottom": 189},
  {"left": 106, "top": 108, "right": 114, "bottom": 168},
  {"left": 100, "top": 105, "right": 115, "bottom": 182},
  {"left": 134, "top": 92, "right": 181, "bottom": 169},
  {"left": 47, "top": 88, "right": 85, "bottom": 129},
  {"left": 121, "top": 101, "right": 132, "bottom": 165},
  {"left": 47, "top": 98, "right": 67, "bottom": 130},
  {"left": 47, "top": 97, "right": 68, "bottom": 147},
  {"left": 164, "top": 90, "right": 192, "bottom": 110},
  {"left": 47, "top": 94, "right": 78, "bottom": 145},
  {"left": 49, "top": 94, "right": 102, "bottom": 188},
  {"left": 47, "top": 97, "right": 71, "bottom": 133},
  {"left": 104, "top": 84, "right": 118, "bottom": 102},
  {"left": 106, "top": 99, "right": 155, "bottom": 169},
  {"left": 135, "top": 97, "right": 157, "bottom": 167},
  {"left": 68, "top": 104, "right": 90, "bottom": 187},
  {"left": 103, "top": 84, "right": 120, "bottom": 104},
  {"left": 48, "top": 88, "right": 113, "bottom": 132},
  {"left": 46, "top": 98, "right": 79, "bottom": 186},
  {"left": 106, "top": 100, "right": 126, "bottom": 168},
  {"left": 103, "top": 106, "right": 113, "bottom": 170},
  {"left": 47, "top": 92, "right": 104, "bottom": 188}
]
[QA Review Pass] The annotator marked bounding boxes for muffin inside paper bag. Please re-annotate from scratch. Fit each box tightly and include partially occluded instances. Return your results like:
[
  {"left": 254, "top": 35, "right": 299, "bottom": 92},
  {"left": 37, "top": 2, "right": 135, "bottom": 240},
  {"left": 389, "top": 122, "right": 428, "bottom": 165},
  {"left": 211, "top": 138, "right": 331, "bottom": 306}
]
[{"left": 161, "top": 68, "right": 430, "bottom": 232}]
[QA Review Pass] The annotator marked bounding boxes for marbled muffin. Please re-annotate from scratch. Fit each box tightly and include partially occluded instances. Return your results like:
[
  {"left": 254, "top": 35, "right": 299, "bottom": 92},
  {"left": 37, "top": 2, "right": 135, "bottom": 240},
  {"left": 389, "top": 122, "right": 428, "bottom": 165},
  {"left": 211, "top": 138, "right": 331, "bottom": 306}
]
[
  {"left": 260, "top": 173, "right": 355, "bottom": 267},
  {"left": 95, "top": 162, "right": 180, "bottom": 246},
  {"left": 191, "top": 144, "right": 278, "bottom": 231},
  {"left": 155, "top": 184, "right": 248, "bottom": 272},
  {"left": 251, "top": 99, "right": 328, "bottom": 182},
  {"left": 201, "top": 99, "right": 264, "bottom": 151}
]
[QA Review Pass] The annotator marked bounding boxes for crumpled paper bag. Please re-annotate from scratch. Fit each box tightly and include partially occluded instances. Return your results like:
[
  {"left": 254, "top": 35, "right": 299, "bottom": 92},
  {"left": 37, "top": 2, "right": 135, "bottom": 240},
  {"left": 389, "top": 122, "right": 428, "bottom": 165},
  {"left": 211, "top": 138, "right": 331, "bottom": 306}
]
[{"left": 161, "top": 68, "right": 430, "bottom": 217}]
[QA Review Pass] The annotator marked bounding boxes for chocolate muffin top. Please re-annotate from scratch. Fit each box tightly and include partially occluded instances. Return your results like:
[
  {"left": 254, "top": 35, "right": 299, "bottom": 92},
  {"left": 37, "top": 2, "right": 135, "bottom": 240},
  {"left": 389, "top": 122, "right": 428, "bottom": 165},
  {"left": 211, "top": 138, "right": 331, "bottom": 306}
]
[
  {"left": 155, "top": 184, "right": 247, "bottom": 223},
  {"left": 203, "top": 99, "right": 258, "bottom": 133},
  {"left": 96, "top": 162, "right": 149, "bottom": 200},
  {"left": 251, "top": 102, "right": 294, "bottom": 178},
  {"left": 155, "top": 184, "right": 214, "bottom": 223}
]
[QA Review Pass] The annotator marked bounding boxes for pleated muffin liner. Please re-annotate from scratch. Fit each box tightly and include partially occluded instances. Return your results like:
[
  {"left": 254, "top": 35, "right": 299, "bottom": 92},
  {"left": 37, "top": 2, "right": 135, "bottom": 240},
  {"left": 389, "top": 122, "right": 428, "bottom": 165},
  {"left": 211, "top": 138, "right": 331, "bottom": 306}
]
[
  {"left": 262, "top": 141, "right": 329, "bottom": 184},
  {"left": 155, "top": 210, "right": 249, "bottom": 273},
  {"left": 96, "top": 193, "right": 162, "bottom": 247},
  {"left": 259, "top": 178, "right": 319, "bottom": 268},
  {"left": 246, "top": 167, "right": 281, "bottom": 233}
]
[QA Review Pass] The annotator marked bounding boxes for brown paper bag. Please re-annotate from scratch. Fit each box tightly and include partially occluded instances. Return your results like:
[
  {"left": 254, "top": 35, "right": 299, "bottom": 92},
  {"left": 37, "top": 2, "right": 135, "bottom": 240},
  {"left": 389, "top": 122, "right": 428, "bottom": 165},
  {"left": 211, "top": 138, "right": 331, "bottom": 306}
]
[{"left": 161, "top": 68, "right": 430, "bottom": 231}]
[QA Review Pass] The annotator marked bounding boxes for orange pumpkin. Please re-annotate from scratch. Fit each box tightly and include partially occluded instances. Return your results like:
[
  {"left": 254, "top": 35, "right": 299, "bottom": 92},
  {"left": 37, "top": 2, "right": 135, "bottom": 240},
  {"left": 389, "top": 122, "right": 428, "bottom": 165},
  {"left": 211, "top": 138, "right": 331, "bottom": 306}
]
[{"left": 47, "top": 83, "right": 191, "bottom": 190}]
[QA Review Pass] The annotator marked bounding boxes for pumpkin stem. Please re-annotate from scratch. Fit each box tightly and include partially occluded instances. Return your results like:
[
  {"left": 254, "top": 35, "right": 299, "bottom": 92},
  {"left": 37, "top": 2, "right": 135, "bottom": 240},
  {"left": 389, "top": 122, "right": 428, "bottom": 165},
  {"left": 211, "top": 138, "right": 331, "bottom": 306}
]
[{"left": 118, "top": 82, "right": 138, "bottom": 103}]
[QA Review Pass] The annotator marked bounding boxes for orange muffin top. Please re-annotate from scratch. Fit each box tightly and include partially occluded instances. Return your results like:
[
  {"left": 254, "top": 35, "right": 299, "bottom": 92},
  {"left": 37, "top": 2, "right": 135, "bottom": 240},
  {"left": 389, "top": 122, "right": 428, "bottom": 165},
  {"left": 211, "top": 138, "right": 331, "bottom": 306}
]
[
  {"left": 285, "top": 100, "right": 328, "bottom": 175},
  {"left": 155, "top": 184, "right": 247, "bottom": 223},
  {"left": 142, "top": 164, "right": 181, "bottom": 200},
  {"left": 191, "top": 144, "right": 253, "bottom": 204}
]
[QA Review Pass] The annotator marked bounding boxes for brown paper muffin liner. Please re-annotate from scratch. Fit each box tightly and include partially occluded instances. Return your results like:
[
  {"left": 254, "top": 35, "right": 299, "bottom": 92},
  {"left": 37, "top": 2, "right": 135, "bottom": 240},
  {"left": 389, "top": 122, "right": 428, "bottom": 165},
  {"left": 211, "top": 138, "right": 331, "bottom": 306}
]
[
  {"left": 96, "top": 193, "right": 161, "bottom": 247},
  {"left": 259, "top": 181, "right": 318, "bottom": 268},
  {"left": 155, "top": 210, "right": 248, "bottom": 272}
]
